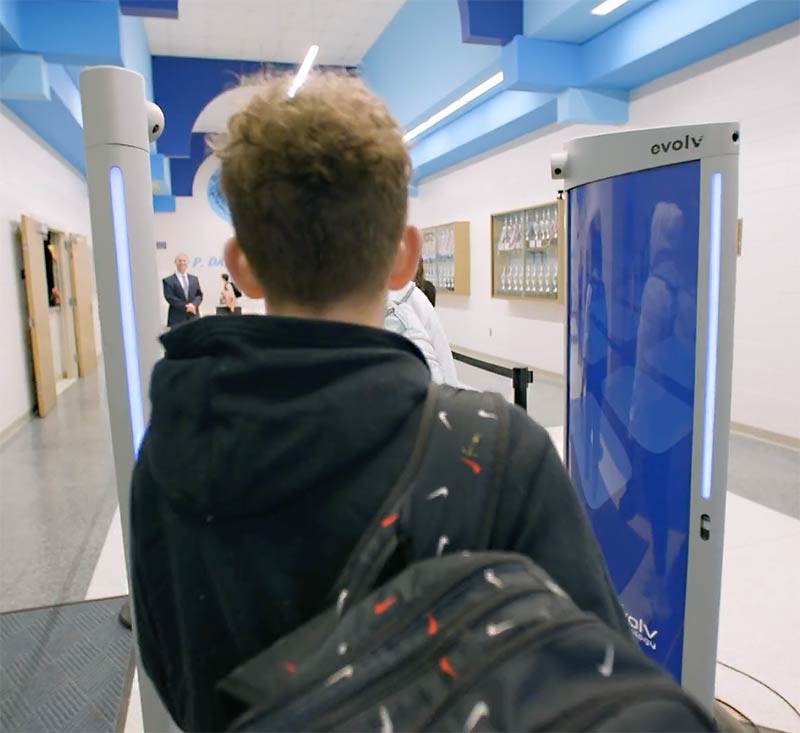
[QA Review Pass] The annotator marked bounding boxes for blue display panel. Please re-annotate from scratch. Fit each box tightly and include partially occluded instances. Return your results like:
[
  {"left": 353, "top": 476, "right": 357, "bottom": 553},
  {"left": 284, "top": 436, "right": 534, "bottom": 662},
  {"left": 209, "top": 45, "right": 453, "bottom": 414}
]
[{"left": 566, "top": 161, "right": 701, "bottom": 681}]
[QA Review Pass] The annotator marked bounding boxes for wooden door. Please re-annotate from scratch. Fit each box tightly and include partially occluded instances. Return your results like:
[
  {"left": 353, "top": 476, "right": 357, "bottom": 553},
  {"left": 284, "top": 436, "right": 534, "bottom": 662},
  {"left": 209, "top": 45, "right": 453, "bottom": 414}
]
[
  {"left": 19, "top": 215, "right": 57, "bottom": 417},
  {"left": 67, "top": 234, "right": 98, "bottom": 377}
]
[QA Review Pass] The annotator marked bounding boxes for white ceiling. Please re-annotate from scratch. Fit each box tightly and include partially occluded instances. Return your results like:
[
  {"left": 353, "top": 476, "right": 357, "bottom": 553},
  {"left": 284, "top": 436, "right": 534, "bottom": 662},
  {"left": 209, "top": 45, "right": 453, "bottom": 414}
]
[{"left": 144, "top": 0, "right": 406, "bottom": 66}]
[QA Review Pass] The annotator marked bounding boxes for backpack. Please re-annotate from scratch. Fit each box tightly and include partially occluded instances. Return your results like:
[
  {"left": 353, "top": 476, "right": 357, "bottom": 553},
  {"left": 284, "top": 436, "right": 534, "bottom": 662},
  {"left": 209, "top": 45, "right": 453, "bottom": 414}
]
[
  {"left": 231, "top": 281, "right": 242, "bottom": 298},
  {"left": 218, "top": 386, "right": 716, "bottom": 732}
]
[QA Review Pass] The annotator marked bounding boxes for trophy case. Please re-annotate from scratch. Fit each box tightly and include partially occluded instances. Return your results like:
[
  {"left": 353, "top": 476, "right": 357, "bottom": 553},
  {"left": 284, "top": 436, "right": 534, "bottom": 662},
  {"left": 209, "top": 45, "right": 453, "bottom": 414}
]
[
  {"left": 421, "top": 221, "right": 470, "bottom": 296},
  {"left": 491, "top": 197, "right": 564, "bottom": 303}
]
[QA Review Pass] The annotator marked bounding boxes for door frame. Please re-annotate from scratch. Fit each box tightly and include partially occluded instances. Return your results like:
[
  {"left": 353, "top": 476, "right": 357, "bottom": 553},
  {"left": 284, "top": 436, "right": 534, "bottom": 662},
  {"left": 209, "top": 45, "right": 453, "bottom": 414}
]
[
  {"left": 67, "top": 233, "right": 98, "bottom": 377},
  {"left": 49, "top": 229, "right": 79, "bottom": 380},
  {"left": 19, "top": 215, "right": 57, "bottom": 417}
]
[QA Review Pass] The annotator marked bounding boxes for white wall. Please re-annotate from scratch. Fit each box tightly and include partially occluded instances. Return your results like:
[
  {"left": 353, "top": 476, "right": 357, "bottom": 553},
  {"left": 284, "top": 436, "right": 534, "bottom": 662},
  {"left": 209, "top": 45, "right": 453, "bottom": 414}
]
[
  {"left": 0, "top": 107, "right": 93, "bottom": 434},
  {"left": 409, "top": 23, "right": 800, "bottom": 439},
  {"left": 153, "top": 155, "right": 265, "bottom": 322}
]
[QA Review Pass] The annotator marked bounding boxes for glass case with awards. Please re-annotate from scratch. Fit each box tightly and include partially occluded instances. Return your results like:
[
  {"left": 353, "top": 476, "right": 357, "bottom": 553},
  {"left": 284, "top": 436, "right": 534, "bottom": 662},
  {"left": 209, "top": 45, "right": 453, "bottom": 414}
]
[
  {"left": 421, "top": 221, "right": 470, "bottom": 296},
  {"left": 491, "top": 197, "right": 564, "bottom": 303}
]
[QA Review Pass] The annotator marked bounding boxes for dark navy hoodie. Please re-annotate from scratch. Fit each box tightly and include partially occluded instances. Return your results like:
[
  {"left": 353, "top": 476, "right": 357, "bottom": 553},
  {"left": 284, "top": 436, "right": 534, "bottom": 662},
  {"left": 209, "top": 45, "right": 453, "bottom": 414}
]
[{"left": 130, "top": 315, "right": 627, "bottom": 731}]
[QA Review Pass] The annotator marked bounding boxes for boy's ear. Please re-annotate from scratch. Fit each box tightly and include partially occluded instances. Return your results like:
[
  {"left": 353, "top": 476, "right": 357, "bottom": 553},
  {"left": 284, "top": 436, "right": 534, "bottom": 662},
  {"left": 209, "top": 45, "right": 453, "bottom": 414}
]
[
  {"left": 387, "top": 226, "right": 422, "bottom": 291},
  {"left": 224, "top": 238, "right": 265, "bottom": 298}
]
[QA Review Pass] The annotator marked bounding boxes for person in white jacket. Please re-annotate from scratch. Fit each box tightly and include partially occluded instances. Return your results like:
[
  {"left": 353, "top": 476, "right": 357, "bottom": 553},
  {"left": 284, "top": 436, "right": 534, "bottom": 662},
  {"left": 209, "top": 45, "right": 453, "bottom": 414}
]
[{"left": 385, "top": 282, "right": 460, "bottom": 386}]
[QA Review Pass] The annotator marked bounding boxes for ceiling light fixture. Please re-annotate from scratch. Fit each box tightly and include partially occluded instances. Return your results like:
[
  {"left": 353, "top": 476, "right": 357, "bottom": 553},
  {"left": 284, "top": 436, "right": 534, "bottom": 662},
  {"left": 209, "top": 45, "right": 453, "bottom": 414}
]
[
  {"left": 591, "top": 0, "right": 632, "bottom": 16},
  {"left": 403, "top": 71, "right": 505, "bottom": 143},
  {"left": 288, "top": 44, "right": 319, "bottom": 98}
]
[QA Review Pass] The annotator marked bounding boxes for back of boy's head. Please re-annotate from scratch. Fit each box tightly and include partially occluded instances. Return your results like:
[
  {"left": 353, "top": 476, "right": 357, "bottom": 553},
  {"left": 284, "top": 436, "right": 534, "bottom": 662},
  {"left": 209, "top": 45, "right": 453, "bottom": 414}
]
[{"left": 212, "top": 72, "right": 410, "bottom": 308}]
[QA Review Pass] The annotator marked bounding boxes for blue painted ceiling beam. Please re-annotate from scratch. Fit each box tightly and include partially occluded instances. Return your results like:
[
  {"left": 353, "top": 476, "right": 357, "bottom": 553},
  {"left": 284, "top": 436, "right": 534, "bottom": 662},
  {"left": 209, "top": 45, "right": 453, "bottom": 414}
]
[
  {"left": 0, "top": 0, "right": 156, "bottom": 179},
  {"left": 4, "top": 92, "right": 87, "bottom": 173},
  {"left": 0, "top": 0, "right": 22, "bottom": 51},
  {"left": 458, "top": 0, "right": 523, "bottom": 45},
  {"left": 556, "top": 88, "right": 628, "bottom": 125},
  {"left": 412, "top": 90, "right": 558, "bottom": 182},
  {"left": 1, "top": 55, "right": 84, "bottom": 168},
  {"left": 5, "top": 0, "right": 123, "bottom": 66},
  {"left": 523, "top": 0, "right": 655, "bottom": 43},
  {"left": 402, "top": 59, "right": 505, "bottom": 138},
  {"left": 63, "top": 65, "right": 83, "bottom": 88},
  {"left": 409, "top": 85, "right": 632, "bottom": 183},
  {"left": 502, "top": 37, "right": 585, "bottom": 91},
  {"left": 522, "top": 0, "right": 585, "bottom": 36},
  {"left": 48, "top": 64, "right": 82, "bottom": 126},
  {"left": 504, "top": 0, "right": 800, "bottom": 93},
  {"left": 120, "top": 0, "right": 179, "bottom": 19},
  {"left": 0, "top": 54, "right": 50, "bottom": 101},
  {"left": 360, "top": 0, "right": 503, "bottom": 128},
  {"left": 407, "top": 0, "right": 799, "bottom": 182},
  {"left": 583, "top": 0, "right": 800, "bottom": 88}
]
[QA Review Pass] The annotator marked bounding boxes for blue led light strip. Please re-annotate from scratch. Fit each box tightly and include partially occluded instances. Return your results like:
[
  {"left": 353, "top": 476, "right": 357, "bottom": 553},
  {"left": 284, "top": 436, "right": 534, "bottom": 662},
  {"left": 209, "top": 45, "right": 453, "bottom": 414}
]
[
  {"left": 701, "top": 172, "right": 722, "bottom": 500},
  {"left": 109, "top": 166, "right": 146, "bottom": 455}
]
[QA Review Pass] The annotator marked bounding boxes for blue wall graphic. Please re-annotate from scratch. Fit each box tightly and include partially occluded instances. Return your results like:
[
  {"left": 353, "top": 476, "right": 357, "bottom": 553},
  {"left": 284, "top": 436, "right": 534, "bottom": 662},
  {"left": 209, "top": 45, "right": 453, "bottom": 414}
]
[{"left": 207, "top": 168, "right": 231, "bottom": 223}]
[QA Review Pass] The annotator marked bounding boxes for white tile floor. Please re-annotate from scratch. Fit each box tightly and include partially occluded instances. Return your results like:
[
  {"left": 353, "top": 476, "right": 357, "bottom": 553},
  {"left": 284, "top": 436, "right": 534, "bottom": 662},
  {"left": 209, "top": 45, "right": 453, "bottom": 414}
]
[
  {"left": 56, "top": 378, "right": 78, "bottom": 395},
  {"left": 92, "top": 430, "right": 800, "bottom": 733},
  {"left": 717, "top": 494, "right": 800, "bottom": 732},
  {"left": 125, "top": 671, "right": 144, "bottom": 733}
]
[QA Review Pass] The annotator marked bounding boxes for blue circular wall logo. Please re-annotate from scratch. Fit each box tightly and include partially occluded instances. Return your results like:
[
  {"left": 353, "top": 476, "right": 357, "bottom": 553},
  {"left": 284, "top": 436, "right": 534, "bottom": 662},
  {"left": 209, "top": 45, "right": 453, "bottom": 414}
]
[{"left": 207, "top": 168, "right": 231, "bottom": 223}]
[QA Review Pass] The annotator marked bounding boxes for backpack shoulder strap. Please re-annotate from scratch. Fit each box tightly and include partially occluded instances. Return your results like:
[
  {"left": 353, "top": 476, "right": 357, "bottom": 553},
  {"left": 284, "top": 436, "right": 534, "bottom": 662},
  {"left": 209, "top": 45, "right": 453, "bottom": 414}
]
[
  {"left": 400, "top": 386, "right": 510, "bottom": 553},
  {"left": 330, "top": 385, "right": 510, "bottom": 615}
]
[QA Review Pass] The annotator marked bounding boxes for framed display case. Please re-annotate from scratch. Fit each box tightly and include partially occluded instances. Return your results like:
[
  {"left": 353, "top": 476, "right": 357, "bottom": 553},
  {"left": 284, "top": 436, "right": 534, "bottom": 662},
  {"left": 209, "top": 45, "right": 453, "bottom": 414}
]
[
  {"left": 421, "top": 221, "right": 470, "bottom": 296},
  {"left": 491, "top": 197, "right": 565, "bottom": 303}
]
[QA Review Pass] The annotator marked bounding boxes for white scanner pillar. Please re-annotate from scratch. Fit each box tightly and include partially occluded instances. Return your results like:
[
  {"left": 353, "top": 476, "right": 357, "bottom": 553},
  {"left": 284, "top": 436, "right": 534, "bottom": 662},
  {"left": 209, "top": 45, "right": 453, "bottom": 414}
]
[{"left": 80, "top": 65, "right": 172, "bottom": 732}]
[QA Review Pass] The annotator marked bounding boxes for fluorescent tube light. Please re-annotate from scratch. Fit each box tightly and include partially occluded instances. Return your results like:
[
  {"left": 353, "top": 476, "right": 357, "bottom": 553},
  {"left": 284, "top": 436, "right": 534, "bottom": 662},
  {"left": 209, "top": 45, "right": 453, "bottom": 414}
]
[
  {"left": 591, "top": 0, "right": 632, "bottom": 16},
  {"left": 288, "top": 44, "right": 319, "bottom": 98},
  {"left": 403, "top": 71, "right": 504, "bottom": 143},
  {"left": 700, "top": 172, "right": 723, "bottom": 500},
  {"left": 109, "top": 166, "right": 145, "bottom": 455}
]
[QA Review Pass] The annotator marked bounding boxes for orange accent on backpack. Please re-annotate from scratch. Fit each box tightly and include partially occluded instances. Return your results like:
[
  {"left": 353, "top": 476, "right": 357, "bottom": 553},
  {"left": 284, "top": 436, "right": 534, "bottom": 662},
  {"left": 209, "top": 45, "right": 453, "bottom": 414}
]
[
  {"left": 283, "top": 662, "right": 297, "bottom": 674},
  {"left": 439, "top": 657, "right": 458, "bottom": 678},
  {"left": 374, "top": 595, "right": 397, "bottom": 615},
  {"left": 381, "top": 513, "right": 399, "bottom": 528},
  {"left": 427, "top": 613, "right": 438, "bottom": 636},
  {"left": 460, "top": 456, "right": 482, "bottom": 475}
]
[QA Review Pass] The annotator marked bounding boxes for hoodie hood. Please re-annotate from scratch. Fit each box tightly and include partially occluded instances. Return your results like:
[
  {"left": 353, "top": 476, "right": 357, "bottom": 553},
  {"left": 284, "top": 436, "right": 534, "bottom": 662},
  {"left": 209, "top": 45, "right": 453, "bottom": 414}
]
[{"left": 141, "top": 315, "right": 430, "bottom": 520}]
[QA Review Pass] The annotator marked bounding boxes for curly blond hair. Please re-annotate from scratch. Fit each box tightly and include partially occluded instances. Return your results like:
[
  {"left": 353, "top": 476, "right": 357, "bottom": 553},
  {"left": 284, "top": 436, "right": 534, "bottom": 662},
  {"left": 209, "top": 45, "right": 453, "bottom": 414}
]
[{"left": 210, "top": 71, "right": 410, "bottom": 308}]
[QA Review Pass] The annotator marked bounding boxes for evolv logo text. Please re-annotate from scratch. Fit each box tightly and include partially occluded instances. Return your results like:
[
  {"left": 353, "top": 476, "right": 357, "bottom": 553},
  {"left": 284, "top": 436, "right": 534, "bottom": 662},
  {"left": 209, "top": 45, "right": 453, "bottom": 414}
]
[
  {"left": 650, "top": 134, "right": 704, "bottom": 155},
  {"left": 626, "top": 612, "right": 659, "bottom": 650}
]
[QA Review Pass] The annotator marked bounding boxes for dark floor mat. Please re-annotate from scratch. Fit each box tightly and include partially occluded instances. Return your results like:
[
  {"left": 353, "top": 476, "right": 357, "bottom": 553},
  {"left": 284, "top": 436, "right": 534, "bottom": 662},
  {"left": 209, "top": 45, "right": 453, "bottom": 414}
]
[{"left": 0, "top": 596, "right": 133, "bottom": 732}]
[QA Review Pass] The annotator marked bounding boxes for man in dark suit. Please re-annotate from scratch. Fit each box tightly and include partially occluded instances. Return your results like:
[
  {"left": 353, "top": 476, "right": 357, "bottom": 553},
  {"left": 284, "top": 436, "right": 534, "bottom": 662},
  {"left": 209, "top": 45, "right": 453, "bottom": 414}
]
[{"left": 163, "top": 253, "right": 203, "bottom": 328}]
